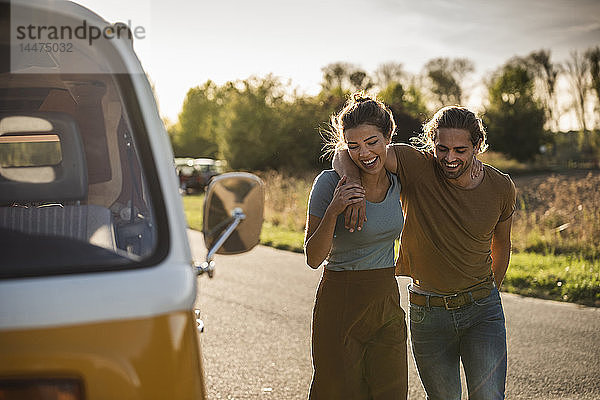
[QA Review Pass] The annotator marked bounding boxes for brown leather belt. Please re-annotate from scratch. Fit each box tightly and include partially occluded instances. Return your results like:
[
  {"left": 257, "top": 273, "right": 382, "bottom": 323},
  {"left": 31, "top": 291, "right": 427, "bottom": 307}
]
[{"left": 409, "top": 287, "right": 491, "bottom": 310}]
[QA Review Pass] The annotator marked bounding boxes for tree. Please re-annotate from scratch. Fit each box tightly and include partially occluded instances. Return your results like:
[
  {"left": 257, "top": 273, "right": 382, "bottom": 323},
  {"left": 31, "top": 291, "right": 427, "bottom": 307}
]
[
  {"left": 218, "top": 76, "right": 284, "bottom": 170},
  {"left": 579, "top": 47, "right": 600, "bottom": 164},
  {"left": 378, "top": 82, "right": 428, "bottom": 144},
  {"left": 484, "top": 63, "right": 547, "bottom": 162},
  {"left": 349, "top": 70, "right": 373, "bottom": 92},
  {"left": 373, "top": 62, "right": 405, "bottom": 89},
  {"left": 216, "top": 76, "right": 340, "bottom": 171},
  {"left": 320, "top": 62, "right": 373, "bottom": 92},
  {"left": 173, "top": 80, "right": 223, "bottom": 157},
  {"left": 321, "top": 62, "right": 352, "bottom": 91},
  {"left": 423, "top": 57, "right": 474, "bottom": 107},
  {"left": 564, "top": 51, "right": 590, "bottom": 132},
  {"left": 275, "top": 96, "right": 330, "bottom": 171},
  {"left": 525, "top": 50, "right": 560, "bottom": 132},
  {"left": 313, "top": 86, "right": 350, "bottom": 160},
  {"left": 585, "top": 46, "right": 600, "bottom": 122}
]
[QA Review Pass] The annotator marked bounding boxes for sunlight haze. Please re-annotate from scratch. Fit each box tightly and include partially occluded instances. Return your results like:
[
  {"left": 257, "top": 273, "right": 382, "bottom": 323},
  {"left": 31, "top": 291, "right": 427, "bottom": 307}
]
[{"left": 75, "top": 0, "right": 600, "bottom": 130}]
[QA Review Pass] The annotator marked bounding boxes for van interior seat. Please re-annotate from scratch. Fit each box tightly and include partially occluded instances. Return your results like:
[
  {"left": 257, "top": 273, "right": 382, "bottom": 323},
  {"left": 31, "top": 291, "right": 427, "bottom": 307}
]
[
  {"left": 0, "top": 204, "right": 116, "bottom": 251},
  {"left": 0, "top": 112, "right": 117, "bottom": 253}
]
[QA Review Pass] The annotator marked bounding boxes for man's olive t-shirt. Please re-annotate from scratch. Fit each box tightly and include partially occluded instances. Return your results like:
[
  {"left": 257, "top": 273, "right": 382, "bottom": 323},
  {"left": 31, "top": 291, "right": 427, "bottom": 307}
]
[{"left": 393, "top": 144, "right": 516, "bottom": 294}]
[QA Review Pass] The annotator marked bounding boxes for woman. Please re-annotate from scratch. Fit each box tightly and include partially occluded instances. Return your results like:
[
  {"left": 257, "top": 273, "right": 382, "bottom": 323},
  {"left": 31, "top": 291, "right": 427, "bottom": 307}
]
[{"left": 304, "top": 93, "right": 407, "bottom": 400}]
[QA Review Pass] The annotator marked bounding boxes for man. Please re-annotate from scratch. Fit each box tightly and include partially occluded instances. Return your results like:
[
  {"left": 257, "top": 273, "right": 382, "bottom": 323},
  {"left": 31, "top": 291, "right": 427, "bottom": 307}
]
[{"left": 334, "top": 105, "right": 516, "bottom": 400}]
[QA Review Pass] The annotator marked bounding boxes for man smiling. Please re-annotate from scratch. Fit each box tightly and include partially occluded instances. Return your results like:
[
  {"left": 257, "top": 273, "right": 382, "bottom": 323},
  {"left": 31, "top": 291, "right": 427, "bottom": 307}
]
[{"left": 335, "top": 105, "right": 516, "bottom": 400}]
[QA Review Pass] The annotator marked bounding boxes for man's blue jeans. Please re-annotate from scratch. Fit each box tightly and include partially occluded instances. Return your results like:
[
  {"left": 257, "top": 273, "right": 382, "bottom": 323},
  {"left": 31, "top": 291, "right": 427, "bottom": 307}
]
[{"left": 409, "top": 287, "right": 507, "bottom": 400}]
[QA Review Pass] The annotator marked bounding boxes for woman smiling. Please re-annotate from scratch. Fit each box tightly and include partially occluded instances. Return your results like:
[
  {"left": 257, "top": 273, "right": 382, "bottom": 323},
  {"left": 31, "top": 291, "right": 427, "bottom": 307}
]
[{"left": 304, "top": 93, "right": 407, "bottom": 400}]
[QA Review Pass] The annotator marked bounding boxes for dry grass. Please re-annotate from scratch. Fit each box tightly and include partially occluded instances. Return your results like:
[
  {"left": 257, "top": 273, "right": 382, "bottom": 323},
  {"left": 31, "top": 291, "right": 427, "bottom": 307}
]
[
  {"left": 479, "top": 151, "right": 529, "bottom": 173},
  {"left": 257, "top": 169, "right": 600, "bottom": 262},
  {"left": 512, "top": 170, "right": 600, "bottom": 259},
  {"left": 256, "top": 170, "right": 318, "bottom": 233}
]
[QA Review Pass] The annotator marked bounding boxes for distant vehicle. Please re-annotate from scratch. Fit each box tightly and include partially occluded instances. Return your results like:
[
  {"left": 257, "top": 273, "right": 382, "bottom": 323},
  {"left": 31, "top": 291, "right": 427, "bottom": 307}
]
[{"left": 175, "top": 157, "right": 225, "bottom": 193}]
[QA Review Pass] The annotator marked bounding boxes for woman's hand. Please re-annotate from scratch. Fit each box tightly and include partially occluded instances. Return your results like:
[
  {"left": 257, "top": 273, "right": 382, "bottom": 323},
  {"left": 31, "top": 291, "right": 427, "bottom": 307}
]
[{"left": 327, "top": 176, "right": 365, "bottom": 217}]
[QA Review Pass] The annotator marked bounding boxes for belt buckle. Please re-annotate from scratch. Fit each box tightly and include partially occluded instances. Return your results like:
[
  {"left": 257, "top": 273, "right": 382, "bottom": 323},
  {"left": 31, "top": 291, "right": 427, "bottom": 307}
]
[{"left": 443, "top": 294, "right": 460, "bottom": 310}]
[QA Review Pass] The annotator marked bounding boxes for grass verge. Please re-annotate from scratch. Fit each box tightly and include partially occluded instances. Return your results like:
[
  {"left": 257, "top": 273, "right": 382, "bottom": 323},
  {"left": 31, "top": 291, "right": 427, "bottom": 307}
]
[
  {"left": 182, "top": 193, "right": 205, "bottom": 230},
  {"left": 260, "top": 222, "right": 305, "bottom": 252},
  {"left": 503, "top": 252, "right": 600, "bottom": 307}
]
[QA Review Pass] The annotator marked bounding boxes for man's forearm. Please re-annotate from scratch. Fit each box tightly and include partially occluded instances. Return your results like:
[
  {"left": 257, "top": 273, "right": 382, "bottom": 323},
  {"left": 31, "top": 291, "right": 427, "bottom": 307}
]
[
  {"left": 333, "top": 149, "right": 361, "bottom": 182},
  {"left": 332, "top": 149, "right": 366, "bottom": 231}
]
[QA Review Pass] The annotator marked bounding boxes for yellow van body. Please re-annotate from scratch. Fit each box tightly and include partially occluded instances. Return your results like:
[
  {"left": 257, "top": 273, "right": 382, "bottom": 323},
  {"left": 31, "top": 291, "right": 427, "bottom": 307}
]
[{"left": 1, "top": 312, "right": 206, "bottom": 399}]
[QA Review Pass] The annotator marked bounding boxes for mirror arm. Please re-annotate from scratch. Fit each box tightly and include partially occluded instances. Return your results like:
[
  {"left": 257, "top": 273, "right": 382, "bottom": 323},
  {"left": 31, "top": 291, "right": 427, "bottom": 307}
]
[{"left": 196, "top": 207, "right": 246, "bottom": 278}]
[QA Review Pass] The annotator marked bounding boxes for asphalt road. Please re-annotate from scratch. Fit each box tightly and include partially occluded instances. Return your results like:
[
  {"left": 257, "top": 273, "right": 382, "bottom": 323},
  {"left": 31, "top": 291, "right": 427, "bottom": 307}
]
[{"left": 189, "top": 230, "right": 600, "bottom": 400}]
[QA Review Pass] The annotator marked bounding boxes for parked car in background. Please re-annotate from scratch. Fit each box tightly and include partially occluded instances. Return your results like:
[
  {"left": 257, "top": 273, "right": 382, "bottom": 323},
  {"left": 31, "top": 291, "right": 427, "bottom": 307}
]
[{"left": 175, "top": 157, "right": 225, "bottom": 193}]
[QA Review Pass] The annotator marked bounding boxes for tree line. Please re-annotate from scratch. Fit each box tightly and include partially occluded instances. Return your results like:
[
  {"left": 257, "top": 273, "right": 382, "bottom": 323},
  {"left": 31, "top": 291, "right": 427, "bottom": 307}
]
[{"left": 168, "top": 47, "right": 600, "bottom": 171}]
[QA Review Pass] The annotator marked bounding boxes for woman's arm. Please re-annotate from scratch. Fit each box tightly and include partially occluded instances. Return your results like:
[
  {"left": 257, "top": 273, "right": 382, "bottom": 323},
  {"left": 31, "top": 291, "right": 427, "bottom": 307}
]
[
  {"left": 304, "top": 176, "right": 364, "bottom": 268},
  {"left": 304, "top": 212, "right": 336, "bottom": 269}
]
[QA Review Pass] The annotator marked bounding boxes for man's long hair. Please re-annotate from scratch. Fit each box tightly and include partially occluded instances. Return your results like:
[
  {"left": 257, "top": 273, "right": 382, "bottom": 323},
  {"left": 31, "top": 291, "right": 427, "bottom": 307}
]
[{"left": 412, "top": 106, "right": 488, "bottom": 154}]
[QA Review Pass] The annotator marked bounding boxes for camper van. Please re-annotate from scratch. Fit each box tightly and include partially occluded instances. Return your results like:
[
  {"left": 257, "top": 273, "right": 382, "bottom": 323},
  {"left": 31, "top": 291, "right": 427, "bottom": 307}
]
[{"left": 0, "top": 1, "right": 263, "bottom": 399}]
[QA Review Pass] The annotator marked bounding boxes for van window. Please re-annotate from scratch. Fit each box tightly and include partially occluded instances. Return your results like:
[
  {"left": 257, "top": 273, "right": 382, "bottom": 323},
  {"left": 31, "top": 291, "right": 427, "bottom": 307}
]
[
  {"left": 0, "top": 75, "right": 165, "bottom": 277},
  {"left": 0, "top": 2, "right": 169, "bottom": 277}
]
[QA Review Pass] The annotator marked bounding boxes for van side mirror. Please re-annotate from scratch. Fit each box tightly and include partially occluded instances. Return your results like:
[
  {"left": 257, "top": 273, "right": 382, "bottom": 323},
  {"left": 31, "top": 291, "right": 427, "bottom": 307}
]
[{"left": 197, "top": 172, "right": 264, "bottom": 277}]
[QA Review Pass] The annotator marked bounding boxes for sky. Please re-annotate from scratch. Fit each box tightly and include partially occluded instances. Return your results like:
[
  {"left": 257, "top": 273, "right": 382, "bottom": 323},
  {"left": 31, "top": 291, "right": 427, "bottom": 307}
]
[{"left": 75, "top": 0, "right": 600, "bottom": 129}]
